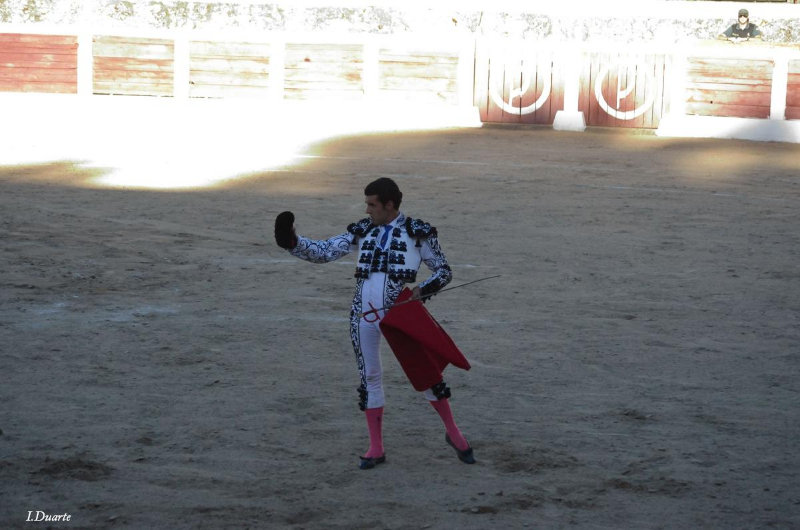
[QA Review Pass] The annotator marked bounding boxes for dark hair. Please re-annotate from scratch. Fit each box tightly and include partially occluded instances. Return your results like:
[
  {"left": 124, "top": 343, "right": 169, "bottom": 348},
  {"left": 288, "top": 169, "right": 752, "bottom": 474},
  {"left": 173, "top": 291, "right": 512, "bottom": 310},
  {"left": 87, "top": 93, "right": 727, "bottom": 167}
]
[{"left": 364, "top": 177, "right": 402, "bottom": 209}]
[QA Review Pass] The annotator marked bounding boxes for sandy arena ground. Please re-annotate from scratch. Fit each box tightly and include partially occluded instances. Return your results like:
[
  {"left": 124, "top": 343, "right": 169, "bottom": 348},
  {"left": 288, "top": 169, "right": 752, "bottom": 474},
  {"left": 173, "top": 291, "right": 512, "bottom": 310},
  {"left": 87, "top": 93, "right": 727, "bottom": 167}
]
[{"left": 1, "top": 111, "right": 800, "bottom": 529}]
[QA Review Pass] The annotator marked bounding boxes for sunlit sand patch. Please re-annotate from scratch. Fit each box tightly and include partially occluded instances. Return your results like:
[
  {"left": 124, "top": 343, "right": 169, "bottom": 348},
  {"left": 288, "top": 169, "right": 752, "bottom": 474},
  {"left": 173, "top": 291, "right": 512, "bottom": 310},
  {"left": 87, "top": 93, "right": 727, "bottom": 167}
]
[{"left": 0, "top": 95, "right": 480, "bottom": 190}]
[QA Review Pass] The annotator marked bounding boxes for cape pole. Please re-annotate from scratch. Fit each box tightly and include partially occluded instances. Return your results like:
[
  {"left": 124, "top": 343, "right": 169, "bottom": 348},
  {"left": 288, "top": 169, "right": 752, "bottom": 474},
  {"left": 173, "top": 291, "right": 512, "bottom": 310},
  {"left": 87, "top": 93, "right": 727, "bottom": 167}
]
[{"left": 357, "top": 275, "right": 501, "bottom": 319}]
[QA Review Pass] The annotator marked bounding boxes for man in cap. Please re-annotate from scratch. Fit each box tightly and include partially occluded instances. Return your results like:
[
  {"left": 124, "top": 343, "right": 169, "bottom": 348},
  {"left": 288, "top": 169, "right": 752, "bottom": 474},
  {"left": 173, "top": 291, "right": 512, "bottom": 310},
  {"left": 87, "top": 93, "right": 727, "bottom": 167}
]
[{"left": 718, "top": 9, "right": 762, "bottom": 43}]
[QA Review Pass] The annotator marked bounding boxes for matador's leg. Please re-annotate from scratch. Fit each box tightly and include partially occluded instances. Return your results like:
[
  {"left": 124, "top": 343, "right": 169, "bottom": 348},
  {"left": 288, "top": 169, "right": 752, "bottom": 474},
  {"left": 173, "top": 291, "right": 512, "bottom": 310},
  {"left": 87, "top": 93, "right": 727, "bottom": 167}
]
[
  {"left": 350, "top": 285, "right": 386, "bottom": 467},
  {"left": 423, "top": 384, "right": 475, "bottom": 464}
]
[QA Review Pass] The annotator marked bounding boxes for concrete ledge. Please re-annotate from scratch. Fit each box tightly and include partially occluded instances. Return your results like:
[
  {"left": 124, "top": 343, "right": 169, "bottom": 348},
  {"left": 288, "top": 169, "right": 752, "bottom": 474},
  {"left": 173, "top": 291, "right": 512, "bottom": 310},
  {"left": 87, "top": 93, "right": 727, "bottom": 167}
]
[
  {"left": 553, "top": 111, "right": 587, "bottom": 132},
  {"left": 656, "top": 114, "right": 800, "bottom": 144}
]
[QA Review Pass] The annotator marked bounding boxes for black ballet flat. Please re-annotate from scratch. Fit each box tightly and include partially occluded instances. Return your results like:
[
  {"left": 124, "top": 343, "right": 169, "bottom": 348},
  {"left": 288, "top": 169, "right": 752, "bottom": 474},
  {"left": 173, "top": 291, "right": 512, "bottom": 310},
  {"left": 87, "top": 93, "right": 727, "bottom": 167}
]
[
  {"left": 446, "top": 435, "right": 476, "bottom": 464},
  {"left": 359, "top": 455, "right": 386, "bottom": 470}
]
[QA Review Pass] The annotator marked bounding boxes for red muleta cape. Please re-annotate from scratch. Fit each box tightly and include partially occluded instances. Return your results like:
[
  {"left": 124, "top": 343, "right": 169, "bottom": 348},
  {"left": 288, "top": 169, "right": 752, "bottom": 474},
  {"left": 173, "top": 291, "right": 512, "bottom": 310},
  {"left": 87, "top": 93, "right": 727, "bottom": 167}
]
[{"left": 378, "top": 288, "right": 471, "bottom": 391}]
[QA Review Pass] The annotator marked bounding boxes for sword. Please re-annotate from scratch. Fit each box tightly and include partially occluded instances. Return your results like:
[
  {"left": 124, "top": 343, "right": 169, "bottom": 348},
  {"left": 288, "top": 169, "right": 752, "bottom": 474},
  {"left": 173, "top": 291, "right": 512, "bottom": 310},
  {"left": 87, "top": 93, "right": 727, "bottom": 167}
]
[{"left": 358, "top": 274, "right": 501, "bottom": 319}]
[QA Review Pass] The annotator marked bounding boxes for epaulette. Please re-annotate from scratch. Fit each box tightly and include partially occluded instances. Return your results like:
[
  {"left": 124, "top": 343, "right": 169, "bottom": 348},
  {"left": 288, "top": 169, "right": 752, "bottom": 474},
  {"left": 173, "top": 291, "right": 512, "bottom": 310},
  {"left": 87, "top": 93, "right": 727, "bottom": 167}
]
[
  {"left": 347, "top": 218, "right": 374, "bottom": 237},
  {"left": 404, "top": 217, "right": 437, "bottom": 238}
]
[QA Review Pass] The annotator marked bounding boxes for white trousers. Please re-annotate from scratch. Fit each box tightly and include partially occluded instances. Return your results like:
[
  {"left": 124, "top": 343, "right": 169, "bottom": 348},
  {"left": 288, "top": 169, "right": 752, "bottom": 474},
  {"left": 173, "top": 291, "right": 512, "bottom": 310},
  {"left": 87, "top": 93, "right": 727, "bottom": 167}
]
[{"left": 358, "top": 273, "right": 438, "bottom": 409}]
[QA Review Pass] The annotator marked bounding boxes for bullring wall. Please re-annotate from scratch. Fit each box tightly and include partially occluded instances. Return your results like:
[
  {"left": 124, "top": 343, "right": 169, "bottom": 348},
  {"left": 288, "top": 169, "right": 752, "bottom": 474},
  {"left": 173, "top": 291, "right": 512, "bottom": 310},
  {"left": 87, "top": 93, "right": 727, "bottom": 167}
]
[{"left": 1, "top": 1, "right": 799, "bottom": 141}]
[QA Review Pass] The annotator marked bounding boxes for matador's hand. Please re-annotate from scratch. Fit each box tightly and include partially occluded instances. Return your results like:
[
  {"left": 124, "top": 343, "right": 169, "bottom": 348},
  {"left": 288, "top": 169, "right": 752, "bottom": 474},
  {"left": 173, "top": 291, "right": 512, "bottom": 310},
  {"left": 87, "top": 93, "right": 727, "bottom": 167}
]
[{"left": 274, "top": 211, "right": 297, "bottom": 250}]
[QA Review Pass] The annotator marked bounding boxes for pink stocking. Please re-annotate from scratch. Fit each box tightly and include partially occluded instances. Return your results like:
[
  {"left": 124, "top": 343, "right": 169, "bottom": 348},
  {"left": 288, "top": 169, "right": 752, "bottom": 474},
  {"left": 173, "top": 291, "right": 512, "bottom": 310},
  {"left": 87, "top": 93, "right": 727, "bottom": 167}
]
[
  {"left": 430, "top": 399, "right": 469, "bottom": 451},
  {"left": 364, "top": 407, "right": 384, "bottom": 458}
]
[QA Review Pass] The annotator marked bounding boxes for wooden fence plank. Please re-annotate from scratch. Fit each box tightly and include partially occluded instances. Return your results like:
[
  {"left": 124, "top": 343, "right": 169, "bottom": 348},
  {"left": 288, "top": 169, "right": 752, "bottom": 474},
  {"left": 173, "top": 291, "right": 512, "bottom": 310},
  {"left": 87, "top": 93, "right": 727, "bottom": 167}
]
[
  {"left": 785, "top": 89, "right": 800, "bottom": 107},
  {"left": 381, "top": 50, "right": 458, "bottom": 58},
  {"left": 686, "top": 81, "right": 771, "bottom": 92},
  {"left": 599, "top": 53, "right": 615, "bottom": 127},
  {"left": 0, "top": 68, "right": 76, "bottom": 82},
  {"left": 286, "top": 69, "right": 361, "bottom": 84},
  {"left": 578, "top": 52, "right": 591, "bottom": 119},
  {"left": 518, "top": 52, "right": 538, "bottom": 125},
  {"left": 189, "top": 57, "right": 270, "bottom": 74},
  {"left": 786, "top": 107, "right": 800, "bottom": 120},
  {"left": 474, "top": 43, "right": 490, "bottom": 122},
  {"left": 687, "top": 57, "right": 773, "bottom": 74},
  {"left": 286, "top": 43, "right": 363, "bottom": 52},
  {"left": 93, "top": 37, "right": 174, "bottom": 60},
  {"left": 285, "top": 63, "right": 362, "bottom": 77},
  {"left": 503, "top": 57, "right": 522, "bottom": 123},
  {"left": 686, "top": 88, "right": 771, "bottom": 106},
  {"left": 660, "top": 54, "right": 672, "bottom": 118},
  {"left": 603, "top": 53, "right": 617, "bottom": 127},
  {"left": 94, "top": 35, "right": 173, "bottom": 46},
  {"left": 0, "top": 33, "right": 77, "bottom": 45},
  {"left": 652, "top": 54, "right": 667, "bottom": 128},
  {"left": 638, "top": 55, "right": 654, "bottom": 129},
  {"left": 92, "top": 81, "right": 173, "bottom": 96},
  {"left": 378, "top": 62, "right": 457, "bottom": 79},
  {"left": 685, "top": 102, "right": 770, "bottom": 119},
  {"left": 379, "top": 76, "right": 456, "bottom": 92},
  {"left": 0, "top": 81, "right": 76, "bottom": 93},
  {"left": 284, "top": 62, "right": 364, "bottom": 75},
  {"left": 588, "top": 53, "right": 602, "bottom": 126},
  {"left": 284, "top": 79, "right": 362, "bottom": 90},
  {"left": 285, "top": 45, "right": 363, "bottom": 65},
  {"left": 189, "top": 71, "right": 269, "bottom": 86},
  {"left": 0, "top": 55, "right": 78, "bottom": 68},
  {"left": 486, "top": 56, "right": 505, "bottom": 123},
  {"left": 94, "top": 57, "right": 173, "bottom": 72},
  {"left": 190, "top": 41, "right": 271, "bottom": 58},
  {"left": 520, "top": 50, "right": 552, "bottom": 124},
  {"left": 534, "top": 52, "right": 551, "bottom": 125},
  {"left": 588, "top": 53, "right": 601, "bottom": 126},
  {"left": 687, "top": 75, "right": 771, "bottom": 86},
  {"left": 379, "top": 53, "right": 459, "bottom": 66},
  {"left": 93, "top": 44, "right": 174, "bottom": 60},
  {"left": 0, "top": 44, "right": 77, "bottom": 55},
  {"left": 548, "top": 51, "right": 565, "bottom": 125},
  {"left": 627, "top": 60, "right": 641, "bottom": 129},
  {"left": 93, "top": 68, "right": 173, "bottom": 81},
  {"left": 619, "top": 55, "right": 633, "bottom": 128}
]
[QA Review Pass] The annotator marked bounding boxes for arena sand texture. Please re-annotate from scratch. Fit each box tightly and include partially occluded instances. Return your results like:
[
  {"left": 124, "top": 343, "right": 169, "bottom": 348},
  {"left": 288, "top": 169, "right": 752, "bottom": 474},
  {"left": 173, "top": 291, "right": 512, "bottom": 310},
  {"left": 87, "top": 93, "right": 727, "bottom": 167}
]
[{"left": 1, "top": 115, "right": 799, "bottom": 529}]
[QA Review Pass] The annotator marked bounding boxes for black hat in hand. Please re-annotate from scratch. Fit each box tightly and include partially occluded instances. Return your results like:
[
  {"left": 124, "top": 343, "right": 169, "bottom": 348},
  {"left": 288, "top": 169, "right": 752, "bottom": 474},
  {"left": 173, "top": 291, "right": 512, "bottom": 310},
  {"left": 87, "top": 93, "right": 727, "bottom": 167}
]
[{"left": 275, "top": 211, "right": 297, "bottom": 249}]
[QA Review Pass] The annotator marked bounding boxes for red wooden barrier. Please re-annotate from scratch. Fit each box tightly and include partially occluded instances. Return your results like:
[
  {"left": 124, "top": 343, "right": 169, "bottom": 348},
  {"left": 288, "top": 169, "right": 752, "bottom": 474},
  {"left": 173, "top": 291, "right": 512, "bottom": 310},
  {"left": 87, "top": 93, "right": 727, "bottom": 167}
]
[
  {"left": 579, "top": 53, "right": 670, "bottom": 129},
  {"left": 93, "top": 35, "right": 174, "bottom": 97},
  {"left": 0, "top": 33, "right": 77, "bottom": 94},
  {"left": 284, "top": 43, "right": 363, "bottom": 100},
  {"left": 684, "top": 57, "right": 772, "bottom": 119},
  {"left": 378, "top": 48, "right": 459, "bottom": 105},
  {"left": 189, "top": 40, "right": 271, "bottom": 99},
  {"left": 476, "top": 48, "right": 564, "bottom": 125},
  {"left": 787, "top": 59, "right": 800, "bottom": 121}
]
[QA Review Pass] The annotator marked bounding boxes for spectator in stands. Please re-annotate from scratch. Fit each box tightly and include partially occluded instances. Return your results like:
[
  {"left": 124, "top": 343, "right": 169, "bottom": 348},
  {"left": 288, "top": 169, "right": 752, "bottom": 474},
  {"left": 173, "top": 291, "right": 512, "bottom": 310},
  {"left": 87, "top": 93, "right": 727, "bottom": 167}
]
[{"left": 718, "top": 9, "right": 762, "bottom": 44}]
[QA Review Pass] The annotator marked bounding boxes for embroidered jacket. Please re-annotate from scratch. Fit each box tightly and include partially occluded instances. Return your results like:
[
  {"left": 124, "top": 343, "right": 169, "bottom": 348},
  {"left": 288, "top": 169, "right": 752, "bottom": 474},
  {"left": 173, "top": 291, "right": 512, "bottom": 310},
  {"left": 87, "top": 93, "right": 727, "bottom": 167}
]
[{"left": 289, "top": 212, "right": 452, "bottom": 299}]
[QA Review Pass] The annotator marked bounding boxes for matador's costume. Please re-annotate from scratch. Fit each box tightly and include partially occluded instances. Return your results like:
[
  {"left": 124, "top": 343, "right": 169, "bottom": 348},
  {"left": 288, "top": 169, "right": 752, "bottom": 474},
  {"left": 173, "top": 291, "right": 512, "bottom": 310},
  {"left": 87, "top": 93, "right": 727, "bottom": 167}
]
[{"left": 288, "top": 212, "right": 466, "bottom": 410}]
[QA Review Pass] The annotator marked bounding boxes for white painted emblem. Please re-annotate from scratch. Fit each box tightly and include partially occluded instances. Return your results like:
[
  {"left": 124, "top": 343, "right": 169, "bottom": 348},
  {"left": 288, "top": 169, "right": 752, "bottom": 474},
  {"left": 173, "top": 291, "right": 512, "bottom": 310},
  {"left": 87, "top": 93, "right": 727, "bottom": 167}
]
[
  {"left": 594, "top": 59, "right": 656, "bottom": 120},
  {"left": 489, "top": 58, "right": 552, "bottom": 115}
]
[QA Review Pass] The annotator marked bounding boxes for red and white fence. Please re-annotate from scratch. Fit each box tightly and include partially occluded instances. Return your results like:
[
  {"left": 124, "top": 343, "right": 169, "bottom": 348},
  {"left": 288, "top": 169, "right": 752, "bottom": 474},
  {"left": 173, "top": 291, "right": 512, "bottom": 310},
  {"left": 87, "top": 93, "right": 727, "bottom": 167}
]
[{"left": 2, "top": 30, "right": 800, "bottom": 140}]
